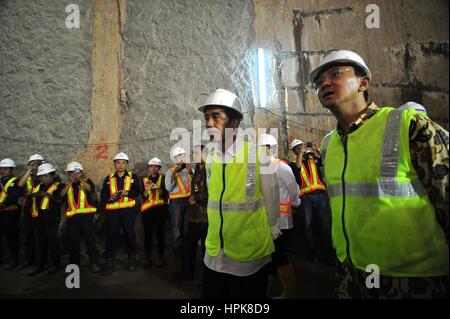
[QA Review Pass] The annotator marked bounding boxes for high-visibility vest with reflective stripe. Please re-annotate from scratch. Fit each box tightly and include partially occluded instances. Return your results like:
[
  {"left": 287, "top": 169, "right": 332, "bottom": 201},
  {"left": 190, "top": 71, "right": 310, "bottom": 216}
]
[
  {"left": 169, "top": 169, "right": 191, "bottom": 200},
  {"left": 105, "top": 173, "right": 136, "bottom": 210},
  {"left": 141, "top": 175, "right": 165, "bottom": 213},
  {"left": 23, "top": 176, "right": 35, "bottom": 207},
  {"left": 0, "top": 177, "right": 18, "bottom": 204},
  {"left": 26, "top": 177, "right": 34, "bottom": 194},
  {"left": 322, "top": 107, "right": 448, "bottom": 277},
  {"left": 65, "top": 185, "right": 97, "bottom": 218},
  {"left": 273, "top": 159, "right": 294, "bottom": 230},
  {"left": 299, "top": 158, "right": 326, "bottom": 196},
  {"left": 31, "top": 182, "right": 60, "bottom": 218},
  {"left": 206, "top": 141, "right": 274, "bottom": 261}
]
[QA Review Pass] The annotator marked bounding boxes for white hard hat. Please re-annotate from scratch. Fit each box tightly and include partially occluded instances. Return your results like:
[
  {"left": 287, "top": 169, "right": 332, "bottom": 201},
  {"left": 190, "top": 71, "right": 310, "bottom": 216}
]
[
  {"left": 113, "top": 152, "right": 129, "bottom": 162},
  {"left": 399, "top": 102, "right": 427, "bottom": 114},
  {"left": 290, "top": 139, "right": 304, "bottom": 150},
  {"left": 37, "top": 163, "right": 56, "bottom": 176},
  {"left": 28, "top": 154, "right": 44, "bottom": 165},
  {"left": 198, "top": 89, "right": 243, "bottom": 120},
  {"left": 309, "top": 50, "right": 371, "bottom": 84},
  {"left": 171, "top": 146, "right": 186, "bottom": 159},
  {"left": 0, "top": 158, "right": 16, "bottom": 168},
  {"left": 148, "top": 157, "right": 162, "bottom": 166},
  {"left": 66, "top": 161, "right": 83, "bottom": 172},
  {"left": 258, "top": 134, "right": 278, "bottom": 146}
]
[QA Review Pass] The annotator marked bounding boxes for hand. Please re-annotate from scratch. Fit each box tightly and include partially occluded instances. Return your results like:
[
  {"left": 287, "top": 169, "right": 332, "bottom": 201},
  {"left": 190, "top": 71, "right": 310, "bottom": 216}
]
[
  {"left": 151, "top": 183, "right": 159, "bottom": 190},
  {"left": 120, "top": 190, "right": 129, "bottom": 197},
  {"left": 312, "top": 141, "right": 319, "bottom": 151},
  {"left": 144, "top": 182, "right": 151, "bottom": 192},
  {"left": 188, "top": 196, "right": 196, "bottom": 205}
]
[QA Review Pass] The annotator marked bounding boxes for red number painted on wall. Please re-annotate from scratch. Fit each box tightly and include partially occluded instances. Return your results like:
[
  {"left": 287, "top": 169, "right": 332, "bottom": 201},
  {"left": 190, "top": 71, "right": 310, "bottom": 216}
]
[{"left": 95, "top": 144, "right": 109, "bottom": 160}]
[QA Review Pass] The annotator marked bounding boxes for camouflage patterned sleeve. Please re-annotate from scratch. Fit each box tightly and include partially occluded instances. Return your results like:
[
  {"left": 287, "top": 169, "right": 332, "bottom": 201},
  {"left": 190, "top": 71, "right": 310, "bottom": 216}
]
[{"left": 409, "top": 114, "right": 449, "bottom": 243}]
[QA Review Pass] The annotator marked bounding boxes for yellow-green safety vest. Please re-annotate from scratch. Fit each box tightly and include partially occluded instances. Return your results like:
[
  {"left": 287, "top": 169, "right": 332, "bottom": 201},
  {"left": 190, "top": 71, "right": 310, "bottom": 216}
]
[
  {"left": 205, "top": 141, "right": 274, "bottom": 261},
  {"left": 0, "top": 177, "right": 18, "bottom": 204},
  {"left": 321, "top": 107, "right": 448, "bottom": 277}
]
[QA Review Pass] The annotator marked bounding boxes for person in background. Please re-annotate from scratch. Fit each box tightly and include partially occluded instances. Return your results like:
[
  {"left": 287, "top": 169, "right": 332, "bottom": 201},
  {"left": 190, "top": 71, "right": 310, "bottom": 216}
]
[{"left": 140, "top": 157, "right": 168, "bottom": 268}]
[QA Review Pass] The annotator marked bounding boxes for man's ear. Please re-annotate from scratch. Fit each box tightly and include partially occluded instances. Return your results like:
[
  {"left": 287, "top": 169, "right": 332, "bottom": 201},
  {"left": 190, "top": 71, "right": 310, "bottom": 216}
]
[
  {"left": 229, "top": 118, "right": 241, "bottom": 129},
  {"left": 359, "top": 76, "right": 370, "bottom": 93}
]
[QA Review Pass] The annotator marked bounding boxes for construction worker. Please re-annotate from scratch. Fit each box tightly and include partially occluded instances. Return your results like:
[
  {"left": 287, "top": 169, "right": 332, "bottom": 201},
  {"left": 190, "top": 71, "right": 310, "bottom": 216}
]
[
  {"left": 198, "top": 89, "right": 280, "bottom": 299},
  {"left": 17, "top": 154, "right": 45, "bottom": 269},
  {"left": 141, "top": 157, "right": 168, "bottom": 268},
  {"left": 311, "top": 50, "right": 449, "bottom": 298},
  {"left": 60, "top": 162, "right": 101, "bottom": 273},
  {"left": 100, "top": 152, "right": 140, "bottom": 275},
  {"left": 289, "top": 139, "right": 333, "bottom": 263},
  {"left": 0, "top": 158, "right": 22, "bottom": 270},
  {"left": 171, "top": 145, "right": 208, "bottom": 281},
  {"left": 27, "top": 163, "right": 65, "bottom": 276},
  {"left": 259, "top": 134, "right": 301, "bottom": 298},
  {"left": 165, "top": 146, "right": 192, "bottom": 275}
]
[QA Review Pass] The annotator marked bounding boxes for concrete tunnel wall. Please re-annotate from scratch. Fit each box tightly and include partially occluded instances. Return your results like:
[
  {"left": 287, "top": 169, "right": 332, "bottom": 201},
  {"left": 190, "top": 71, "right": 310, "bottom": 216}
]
[{"left": 0, "top": 0, "right": 448, "bottom": 187}]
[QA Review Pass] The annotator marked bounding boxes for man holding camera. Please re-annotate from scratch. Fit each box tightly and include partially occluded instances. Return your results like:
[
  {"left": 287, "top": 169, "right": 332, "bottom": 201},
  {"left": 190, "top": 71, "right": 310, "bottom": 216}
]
[
  {"left": 60, "top": 162, "right": 101, "bottom": 273},
  {"left": 289, "top": 139, "right": 332, "bottom": 264},
  {"left": 141, "top": 157, "right": 168, "bottom": 268},
  {"left": 17, "top": 154, "right": 45, "bottom": 269},
  {"left": 165, "top": 147, "right": 192, "bottom": 276},
  {"left": 100, "top": 152, "right": 140, "bottom": 275}
]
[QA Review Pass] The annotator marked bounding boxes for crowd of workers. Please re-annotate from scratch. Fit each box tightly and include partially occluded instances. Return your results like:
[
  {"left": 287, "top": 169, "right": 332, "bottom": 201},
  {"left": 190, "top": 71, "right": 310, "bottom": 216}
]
[{"left": 0, "top": 50, "right": 448, "bottom": 299}]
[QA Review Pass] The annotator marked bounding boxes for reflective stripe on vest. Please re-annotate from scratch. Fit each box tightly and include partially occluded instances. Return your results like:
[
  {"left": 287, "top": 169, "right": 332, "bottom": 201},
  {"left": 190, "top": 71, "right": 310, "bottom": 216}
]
[
  {"left": 141, "top": 175, "right": 165, "bottom": 212},
  {"left": 65, "top": 185, "right": 96, "bottom": 218},
  {"left": 169, "top": 170, "right": 191, "bottom": 199},
  {"left": 323, "top": 107, "right": 448, "bottom": 276},
  {"left": 280, "top": 200, "right": 292, "bottom": 215},
  {"left": 105, "top": 173, "right": 136, "bottom": 210},
  {"left": 205, "top": 141, "right": 274, "bottom": 262},
  {"left": 26, "top": 177, "right": 33, "bottom": 194},
  {"left": 31, "top": 182, "right": 60, "bottom": 218},
  {"left": 0, "top": 177, "right": 18, "bottom": 204},
  {"left": 299, "top": 158, "right": 326, "bottom": 196}
]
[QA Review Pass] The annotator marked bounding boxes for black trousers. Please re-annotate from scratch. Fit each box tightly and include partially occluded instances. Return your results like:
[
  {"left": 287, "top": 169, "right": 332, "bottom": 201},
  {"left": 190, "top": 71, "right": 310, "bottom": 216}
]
[
  {"left": 202, "top": 263, "right": 270, "bottom": 299},
  {"left": 33, "top": 219, "right": 60, "bottom": 268},
  {"left": 302, "top": 191, "right": 332, "bottom": 256},
  {"left": 0, "top": 211, "right": 20, "bottom": 262},
  {"left": 183, "top": 221, "right": 207, "bottom": 276},
  {"left": 66, "top": 214, "right": 99, "bottom": 265},
  {"left": 105, "top": 208, "right": 136, "bottom": 258},
  {"left": 22, "top": 207, "right": 35, "bottom": 264},
  {"left": 140, "top": 205, "right": 167, "bottom": 258}
]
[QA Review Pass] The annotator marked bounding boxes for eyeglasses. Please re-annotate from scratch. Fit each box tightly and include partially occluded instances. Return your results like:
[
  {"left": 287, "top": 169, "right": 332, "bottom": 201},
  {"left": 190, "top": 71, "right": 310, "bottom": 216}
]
[{"left": 313, "top": 67, "right": 354, "bottom": 90}]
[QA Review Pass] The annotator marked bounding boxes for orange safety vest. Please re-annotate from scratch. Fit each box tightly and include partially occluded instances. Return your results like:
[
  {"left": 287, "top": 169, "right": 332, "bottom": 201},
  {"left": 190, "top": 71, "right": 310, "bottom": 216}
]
[
  {"left": 105, "top": 173, "right": 136, "bottom": 210},
  {"left": 273, "top": 159, "right": 293, "bottom": 215},
  {"left": 0, "top": 177, "right": 18, "bottom": 204},
  {"left": 169, "top": 168, "right": 191, "bottom": 200},
  {"left": 280, "top": 200, "right": 292, "bottom": 215},
  {"left": 65, "top": 184, "right": 97, "bottom": 218},
  {"left": 141, "top": 175, "right": 165, "bottom": 213},
  {"left": 299, "top": 157, "right": 326, "bottom": 196},
  {"left": 31, "top": 182, "right": 60, "bottom": 218}
]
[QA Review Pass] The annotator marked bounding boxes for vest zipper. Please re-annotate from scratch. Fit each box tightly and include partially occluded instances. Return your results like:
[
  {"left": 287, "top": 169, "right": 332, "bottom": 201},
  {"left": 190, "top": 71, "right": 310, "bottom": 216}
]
[
  {"left": 341, "top": 135, "right": 351, "bottom": 260},
  {"left": 219, "top": 164, "right": 226, "bottom": 249}
]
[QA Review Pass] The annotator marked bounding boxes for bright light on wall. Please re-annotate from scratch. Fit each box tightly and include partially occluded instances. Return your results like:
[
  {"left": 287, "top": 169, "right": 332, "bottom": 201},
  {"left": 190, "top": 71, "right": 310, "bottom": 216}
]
[{"left": 257, "top": 48, "right": 267, "bottom": 108}]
